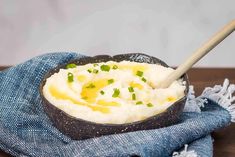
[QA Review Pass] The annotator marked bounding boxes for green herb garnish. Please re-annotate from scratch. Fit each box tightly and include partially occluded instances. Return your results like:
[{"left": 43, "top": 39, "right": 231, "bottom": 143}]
[
  {"left": 136, "top": 70, "right": 143, "bottom": 77},
  {"left": 136, "top": 101, "right": 143, "bottom": 105},
  {"left": 112, "top": 65, "right": 118, "bottom": 69},
  {"left": 93, "top": 63, "right": 99, "bottom": 67},
  {"left": 147, "top": 103, "right": 153, "bottom": 107},
  {"left": 108, "top": 79, "right": 114, "bottom": 84},
  {"left": 93, "top": 69, "right": 99, "bottom": 74},
  {"left": 67, "top": 72, "right": 74, "bottom": 82},
  {"left": 87, "top": 69, "right": 92, "bottom": 73},
  {"left": 66, "top": 63, "right": 77, "bottom": 69},
  {"left": 112, "top": 88, "right": 120, "bottom": 98},
  {"left": 132, "top": 93, "right": 136, "bottom": 100},
  {"left": 128, "top": 87, "right": 134, "bottom": 92},
  {"left": 100, "top": 90, "right": 105, "bottom": 95},
  {"left": 100, "top": 65, "right": 110, "bottom": 72},
  {"left": 141, "top": 77, "right": 147, "bottom": 82},
  {"left": 86, "top": 83, "right": 96, "bottom": 88}
]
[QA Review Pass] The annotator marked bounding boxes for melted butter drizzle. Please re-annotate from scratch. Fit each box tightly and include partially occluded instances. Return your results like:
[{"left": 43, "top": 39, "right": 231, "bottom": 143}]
[
  {"left": 81, "top": 79, "right": 109, "bottom": 103},
  {"left": 49, "top": 85, "right": 110, "bottom": 113},
  {"left": 48, "top": 62, "right": 175, "bottom": 114}
]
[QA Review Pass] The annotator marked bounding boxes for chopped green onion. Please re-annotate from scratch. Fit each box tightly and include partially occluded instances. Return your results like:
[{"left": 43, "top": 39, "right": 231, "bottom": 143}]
[
  {"left": 93, "top": 69, "right": 99, "bottom": 74},
  {"left": 86, "top": 83, "right": 96, "bottom": 88},
  {"left": 112, "top": 65, "right": 118, "bottom": 69},
  {"left": 141, "top": 77, "right": 147, "bottom": 82},
  {"left": 136, "top": 71, "right": 143, "bottom": 77},
  {"left": 87, "top": 69, "right": 92, "bottom": 73},
  {"left": 147, "top": 103, "right": 154, "bottom": 107},
  {"left": 100, "top": 65, "right": 110, "bottom": 72},
  {"left": 128, "top": 87, "right": 134, "bottom": 92},
  {"left": 66, "top": 63, "right": 77, "bottom": 69},
  {"left": 100, "top": 90, "right": 105, "bottom": 95},
  {"left": 112, "top": 88, "right": 120, "bottom": 98},
  {"left": 132, "top": 93, "right": 136, "bottom": 100},
  {"left": 93, "top": 63, "right": 99, "bottom": 67},
  {"left": 136, "top": 101, "right": 143, "bottom": 105},
  {"left": 108, "top": 79, "right": 114, "bottom": 84},
  {"left": 67, "top": 72, "right": 74, "bottom": 82}
]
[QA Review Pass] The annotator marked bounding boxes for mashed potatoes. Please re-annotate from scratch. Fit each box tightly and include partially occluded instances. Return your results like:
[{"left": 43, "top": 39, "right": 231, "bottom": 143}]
[{"left": 43, "top": 61, "right": 186, "bottom": 124}]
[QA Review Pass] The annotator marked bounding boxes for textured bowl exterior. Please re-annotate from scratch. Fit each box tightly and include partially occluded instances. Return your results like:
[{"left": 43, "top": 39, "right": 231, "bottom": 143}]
[{"left": 39, "top": 53, "right": 189, "bottom": 140}]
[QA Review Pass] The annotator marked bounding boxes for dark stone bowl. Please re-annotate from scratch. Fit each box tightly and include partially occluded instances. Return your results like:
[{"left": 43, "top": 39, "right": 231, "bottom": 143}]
[{"left": 39, "top": 53, "right": 189, "bottom": 140}]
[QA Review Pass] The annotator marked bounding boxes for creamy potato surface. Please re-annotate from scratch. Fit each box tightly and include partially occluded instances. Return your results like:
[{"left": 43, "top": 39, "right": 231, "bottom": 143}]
[{"left": 43, "top": 61, "right": 186, "bottom": 124}]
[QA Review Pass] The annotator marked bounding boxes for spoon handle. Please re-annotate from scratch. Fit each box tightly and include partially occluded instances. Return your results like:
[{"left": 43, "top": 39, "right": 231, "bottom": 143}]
[{"left": 159, "top": 20, "right": 235, "bottom": 88}]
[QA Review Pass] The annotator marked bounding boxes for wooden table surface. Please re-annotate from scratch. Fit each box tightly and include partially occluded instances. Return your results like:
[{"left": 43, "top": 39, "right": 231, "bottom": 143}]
[{"left": 0, "top": 67, "right": 234, "bottom": 157}]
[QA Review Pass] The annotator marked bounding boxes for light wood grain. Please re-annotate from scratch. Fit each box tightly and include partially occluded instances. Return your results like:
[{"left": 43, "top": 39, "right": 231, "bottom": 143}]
[{"left": 160, "top": 20, "right": 235, "bottom": 88}]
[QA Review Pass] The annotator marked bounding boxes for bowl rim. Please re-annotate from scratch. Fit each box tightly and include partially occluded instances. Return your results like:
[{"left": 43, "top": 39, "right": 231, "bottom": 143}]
[{"left": 39, "top": 53, "right": 189, "bottom": 127}]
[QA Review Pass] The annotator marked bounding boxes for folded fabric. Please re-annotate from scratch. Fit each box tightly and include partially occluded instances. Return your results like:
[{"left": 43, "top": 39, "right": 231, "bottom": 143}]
[{"left": 0, "top": 53, "right": 234, "bottom": 157}]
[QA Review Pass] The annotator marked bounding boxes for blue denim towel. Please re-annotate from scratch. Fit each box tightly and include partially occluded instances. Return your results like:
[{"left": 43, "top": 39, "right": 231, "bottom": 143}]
[{"left": 0, "top": 53, "right": 233, "bottom": 157}]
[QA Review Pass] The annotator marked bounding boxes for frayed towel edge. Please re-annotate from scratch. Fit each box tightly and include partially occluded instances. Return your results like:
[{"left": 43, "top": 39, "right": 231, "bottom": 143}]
[
  {"left": 183, "top": 86, "right": 206, "bottom": 113},
  {"left": 177, "top": 79, "right": 235, "bottom": 157},
  {"left": 184, "top": 79, "right": 235, "bottom": 123},
  {"left": 200, "top": 78, "right": 235, "bottom": 123},
  {"left": 172, "top": 145, "right": 198, "bottom": 157}
]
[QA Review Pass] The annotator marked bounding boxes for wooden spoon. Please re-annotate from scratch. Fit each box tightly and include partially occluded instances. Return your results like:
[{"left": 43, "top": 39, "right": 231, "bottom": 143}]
[{"left": 159, "top": 20, "right": 235, "bottom": 88}]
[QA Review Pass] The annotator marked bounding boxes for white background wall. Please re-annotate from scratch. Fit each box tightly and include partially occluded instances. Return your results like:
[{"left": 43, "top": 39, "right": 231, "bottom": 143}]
[{"left": 0, "top": 0, "right": 235, "bottom": 67}]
